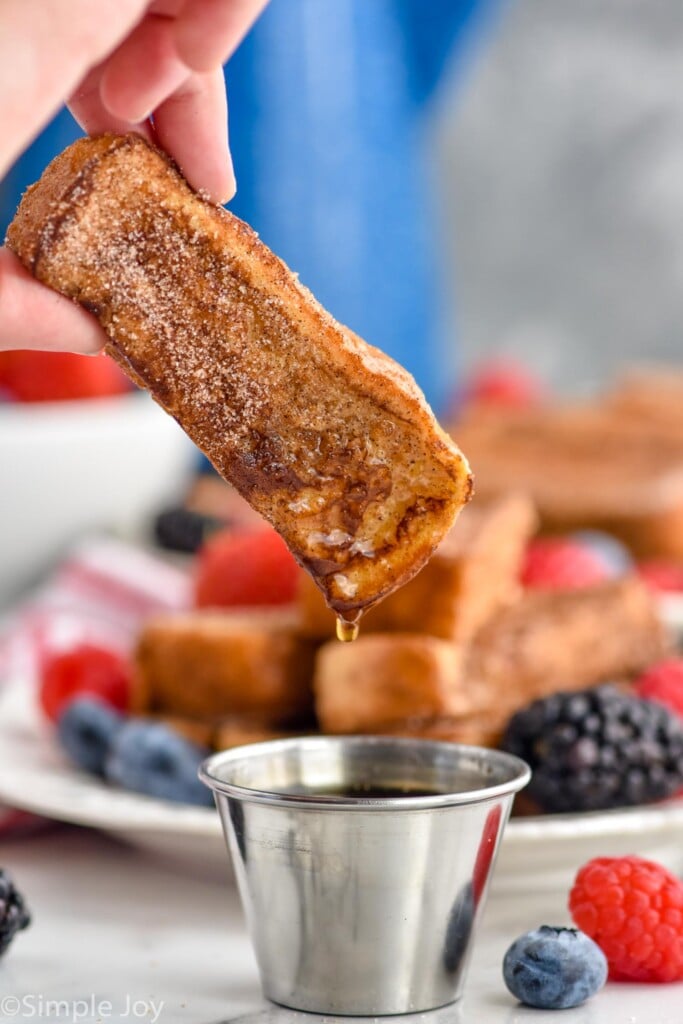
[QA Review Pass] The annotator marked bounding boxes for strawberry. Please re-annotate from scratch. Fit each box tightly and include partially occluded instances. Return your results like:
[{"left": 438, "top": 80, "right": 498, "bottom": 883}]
[
  {"left": 637, "top": 560, "right": 683, "bottom": 594},
  {"left": 635, "top": 659, "right": 683, "bottom": 719},
  {"left": 465, "top": 359, "right": 546, "bottom": 409},
  {"left": 0, "top": 351, "right": 129, "bottom": 402},
  {"left": 521, "top": 537, "right": 609, "bottom": 590},
  {"left": 39, "top": 644, "right": 132, "bottom": 722},
  {"left": 194, "top": 527, "right": 301, "bottom": 608},
  {"left": 472, "top": 804, "right": 502, "bottom": 904}
]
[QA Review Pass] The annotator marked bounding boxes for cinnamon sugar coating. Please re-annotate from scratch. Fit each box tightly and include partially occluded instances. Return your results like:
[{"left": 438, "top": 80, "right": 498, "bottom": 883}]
[{"left": 7, "top": 134, "right": 471, "bottom": 613}]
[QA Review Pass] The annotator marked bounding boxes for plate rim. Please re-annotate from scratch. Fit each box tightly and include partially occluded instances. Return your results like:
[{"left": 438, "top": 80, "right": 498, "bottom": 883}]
[{"left": 0, "top": 679, "right": 682, "bottom": 844}]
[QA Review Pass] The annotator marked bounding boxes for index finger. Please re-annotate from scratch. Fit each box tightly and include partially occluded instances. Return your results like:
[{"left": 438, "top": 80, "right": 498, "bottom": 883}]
[{"left": 173, "top": 0, "right": 269, "bottom": 71}]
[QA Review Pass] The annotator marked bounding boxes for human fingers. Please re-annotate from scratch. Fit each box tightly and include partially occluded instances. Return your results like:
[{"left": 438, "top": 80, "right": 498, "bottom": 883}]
[
  {"left": 0, "top": 248, "right": 105, "bottom": 354},
  {"left": 0, "top": 0, "right": 148, "bottom": 178},
  {"left": 99, "top": 14, "right": 187, "bottom": 123},
  {"left": 152, "top": 67, "right": 234, "bottom": 202},
  {"left": 173, "top": 0, "right": 268, "bottom": 72},
  {"left": 69, "top": 62, "right": 154, "bottom": 140}
]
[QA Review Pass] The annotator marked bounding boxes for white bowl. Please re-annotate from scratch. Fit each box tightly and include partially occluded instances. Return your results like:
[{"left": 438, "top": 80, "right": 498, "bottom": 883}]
[{"left": 0, "top": 393, "right": 195, "bottom": 605}]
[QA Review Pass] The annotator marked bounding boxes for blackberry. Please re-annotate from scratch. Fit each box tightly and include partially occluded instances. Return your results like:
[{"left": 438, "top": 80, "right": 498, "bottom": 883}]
[
  {"left": 501, "top": 685, "right": 683, "bottom": 814},
  {"left": 0, "top": 870, "right": 30, "bottom": 957},
  {"left": 153, "top": 507, "right": 222, "bottom": 553}
]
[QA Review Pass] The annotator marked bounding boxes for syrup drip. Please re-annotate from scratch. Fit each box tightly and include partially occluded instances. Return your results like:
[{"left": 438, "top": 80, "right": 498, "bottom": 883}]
[{"left": 336, "top": 613, "right": 361, "bottom": 643}]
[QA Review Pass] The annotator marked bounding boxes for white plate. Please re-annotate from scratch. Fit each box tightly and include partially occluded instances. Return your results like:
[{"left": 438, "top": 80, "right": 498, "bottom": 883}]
[{"left": 1, "top": 681, "right": 682, "bottom": 890}]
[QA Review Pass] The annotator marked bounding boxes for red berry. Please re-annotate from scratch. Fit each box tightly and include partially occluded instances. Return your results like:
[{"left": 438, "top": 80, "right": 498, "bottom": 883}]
[
  {"left": 194, "top": 527, "right": 301, "bottom": 608},
  {"left": 637, "top": 560, "right": 683, "bottom": 594},
  {"left": 465, "top": 359, "right": 546, "bottom": 409},
  {"left": 39, "top": 644, "right": 132, "bottom": 722},
  {"left": 0, "top": 351, "right": 129, "bottom": 402},
  {"left": 569, "top": 856, "right": 683, "bottom": 983},
  {"left": 635, "top": 660, "right": 683, "bottom": 719},
  {"left": 472, "top": 804, "right": 503, "bottom": 904},
  {"left": 521, "top": 538, "right": 609, "bottom": 590}
]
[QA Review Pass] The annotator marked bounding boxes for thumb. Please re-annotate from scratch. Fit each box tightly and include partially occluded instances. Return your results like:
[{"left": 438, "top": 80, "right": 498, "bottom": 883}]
[{"left": 0, "top": 247, "right": 105, "bottom": 353}]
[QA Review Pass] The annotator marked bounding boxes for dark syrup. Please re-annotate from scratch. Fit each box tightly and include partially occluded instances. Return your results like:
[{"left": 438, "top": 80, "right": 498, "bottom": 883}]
[{"left": 283, "top": 783, "right": 444, "bottom": 799}]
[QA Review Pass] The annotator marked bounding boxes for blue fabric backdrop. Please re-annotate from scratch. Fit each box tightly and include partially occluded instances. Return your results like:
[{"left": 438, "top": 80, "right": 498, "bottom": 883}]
[{"left": 0, "top": 0, "right": 501, "bottom": 411}]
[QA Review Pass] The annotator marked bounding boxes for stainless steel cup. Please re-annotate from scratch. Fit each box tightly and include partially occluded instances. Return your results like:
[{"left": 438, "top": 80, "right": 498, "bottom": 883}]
[{"left": 200, "top": 736, "right": 529, "bottom": 1016}]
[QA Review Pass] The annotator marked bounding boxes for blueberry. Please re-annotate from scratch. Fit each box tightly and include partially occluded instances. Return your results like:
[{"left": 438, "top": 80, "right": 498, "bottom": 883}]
[
  {"left": 572, "top": 530, "right": 633, "bottom": 576},
  {"left": 105, "top": 721, "right": 213, "bottom": 807},
  {"left": 443, "top": 882, "right": 475, "bottom": 974},
  {"left": 57, "top": 697, "right": 124, "bottom": 775},
  {"left": 503, "top": 926, "right": 607, "bottom": 1009}
]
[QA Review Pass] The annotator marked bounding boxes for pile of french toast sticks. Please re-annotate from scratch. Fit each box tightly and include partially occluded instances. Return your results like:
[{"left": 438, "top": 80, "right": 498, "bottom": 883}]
[
  {"left": 132, "top": 496, "right": 667, "bottom": 754},
  {"left": 131, "top": 367, "right": 683, "bottom": 752}
]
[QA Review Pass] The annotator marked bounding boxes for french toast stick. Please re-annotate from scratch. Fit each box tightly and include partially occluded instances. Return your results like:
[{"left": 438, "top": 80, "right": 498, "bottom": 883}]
[
  {"left": 452, "top": 403, "right": 683, "bottom": 557},
  {"left": 313, "top": 577, "right": 668, "bottom": 737},
  {"left": 314, "top": 634, "right": 467, "bottom": 733},
  {"left": 135, "top": 608, "right": 316, "bottom": 725},
  {"left": 464, "top": 576, "right": 669, "bottom": 714},
  {"left": 299, "top": 493, "right": 537, "bottom": 640},
  {"left": 7, "top": 134, "right": 472, "bottom": 617}
]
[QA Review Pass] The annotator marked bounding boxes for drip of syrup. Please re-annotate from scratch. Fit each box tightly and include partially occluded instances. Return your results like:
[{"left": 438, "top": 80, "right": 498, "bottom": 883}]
[{"left": 336, "top": 614, "right": 360, "bottom": 643}]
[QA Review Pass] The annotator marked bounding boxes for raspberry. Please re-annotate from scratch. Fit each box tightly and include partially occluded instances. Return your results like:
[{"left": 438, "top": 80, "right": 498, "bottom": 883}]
[
  {"left": 0, "top": 351, "right": 129, "bottom": 402},
  {"left": 520, "top": 538, "right": 609, "bottom": 590},
  {"left": 501, "top": 685, "right": 683, "bottom": 813},
  {"left": 637, "top": 560, "right": 683, "bottom": 594},
  {"left": 194, "top": 527, "right": 300, "bottom": 608},
  {"left": 465, "top": 359, "right": 546, "bottom": 409},
  {"left": 569, "top": 856, "right": 683, "bottom": 982},
  {"left": 39, "top": 644, "right": 132, "bottom": 722},
  {"left": 635, "top": 660, "right": 683, "bottom": 719}
]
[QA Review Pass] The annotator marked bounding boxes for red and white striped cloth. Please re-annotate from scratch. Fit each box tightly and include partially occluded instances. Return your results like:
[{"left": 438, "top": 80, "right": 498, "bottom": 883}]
[{"left": 0, "top": 535, "right": 191, "bottom": 836}]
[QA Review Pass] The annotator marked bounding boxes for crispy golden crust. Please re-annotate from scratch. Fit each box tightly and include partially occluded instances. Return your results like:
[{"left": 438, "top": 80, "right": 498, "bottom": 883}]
[
  {"left": 7, "top": 133, "right": 471, "bottom": 615},
  {"left": 311, "top": 576, "right": 668, "bottom": 738},
  {"left": 134, "top": 608, "right": 316, "bottom": 725},
  {"left": 372, "top": 713, "right": 507, "bottom": 750},
  {"left": 607, "top": 368, "right": 683, "bottom": 434},
  {"left": 465, "top": 576, "right": 669, "bottom": 713},
  {"left": 298, "top": 493, "right": 537, "bottom": 640},
  {"left": 313, "top": 634, "right": 468, "bottom": 733},
  {"left": 212, "top": 718, "right": 309, "bottom": 751},
  {"left": 451, "top": 402, "right": 683, "bottom": 556}
]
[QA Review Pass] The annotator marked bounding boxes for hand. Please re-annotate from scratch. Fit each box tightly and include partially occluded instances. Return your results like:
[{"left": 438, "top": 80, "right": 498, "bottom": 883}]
[{"left": 0, "top": 0, "right": 267, "bottom": 353}]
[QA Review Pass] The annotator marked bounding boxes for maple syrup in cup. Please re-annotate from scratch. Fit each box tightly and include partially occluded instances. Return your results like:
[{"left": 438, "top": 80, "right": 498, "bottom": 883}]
[{"left": 200, "top": 735, "right": 530, "bottom": 1015}]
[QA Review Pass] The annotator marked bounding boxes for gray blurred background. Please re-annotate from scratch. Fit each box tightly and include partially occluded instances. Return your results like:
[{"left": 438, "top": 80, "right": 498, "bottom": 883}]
[{"left": 437, "top": 0, "right": 683, "bottom": 392}]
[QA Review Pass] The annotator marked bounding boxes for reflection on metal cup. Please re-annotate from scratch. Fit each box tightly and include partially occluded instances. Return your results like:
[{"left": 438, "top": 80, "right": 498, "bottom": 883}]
[{"left": 201, "top": 736, "right": 530, "bottom": 1016}]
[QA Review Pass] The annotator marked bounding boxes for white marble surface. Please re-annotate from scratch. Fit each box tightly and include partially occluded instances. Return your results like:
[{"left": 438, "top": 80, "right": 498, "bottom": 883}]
[{"left": 1, "top": 827, "right": 681, "bottom": 1023}]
